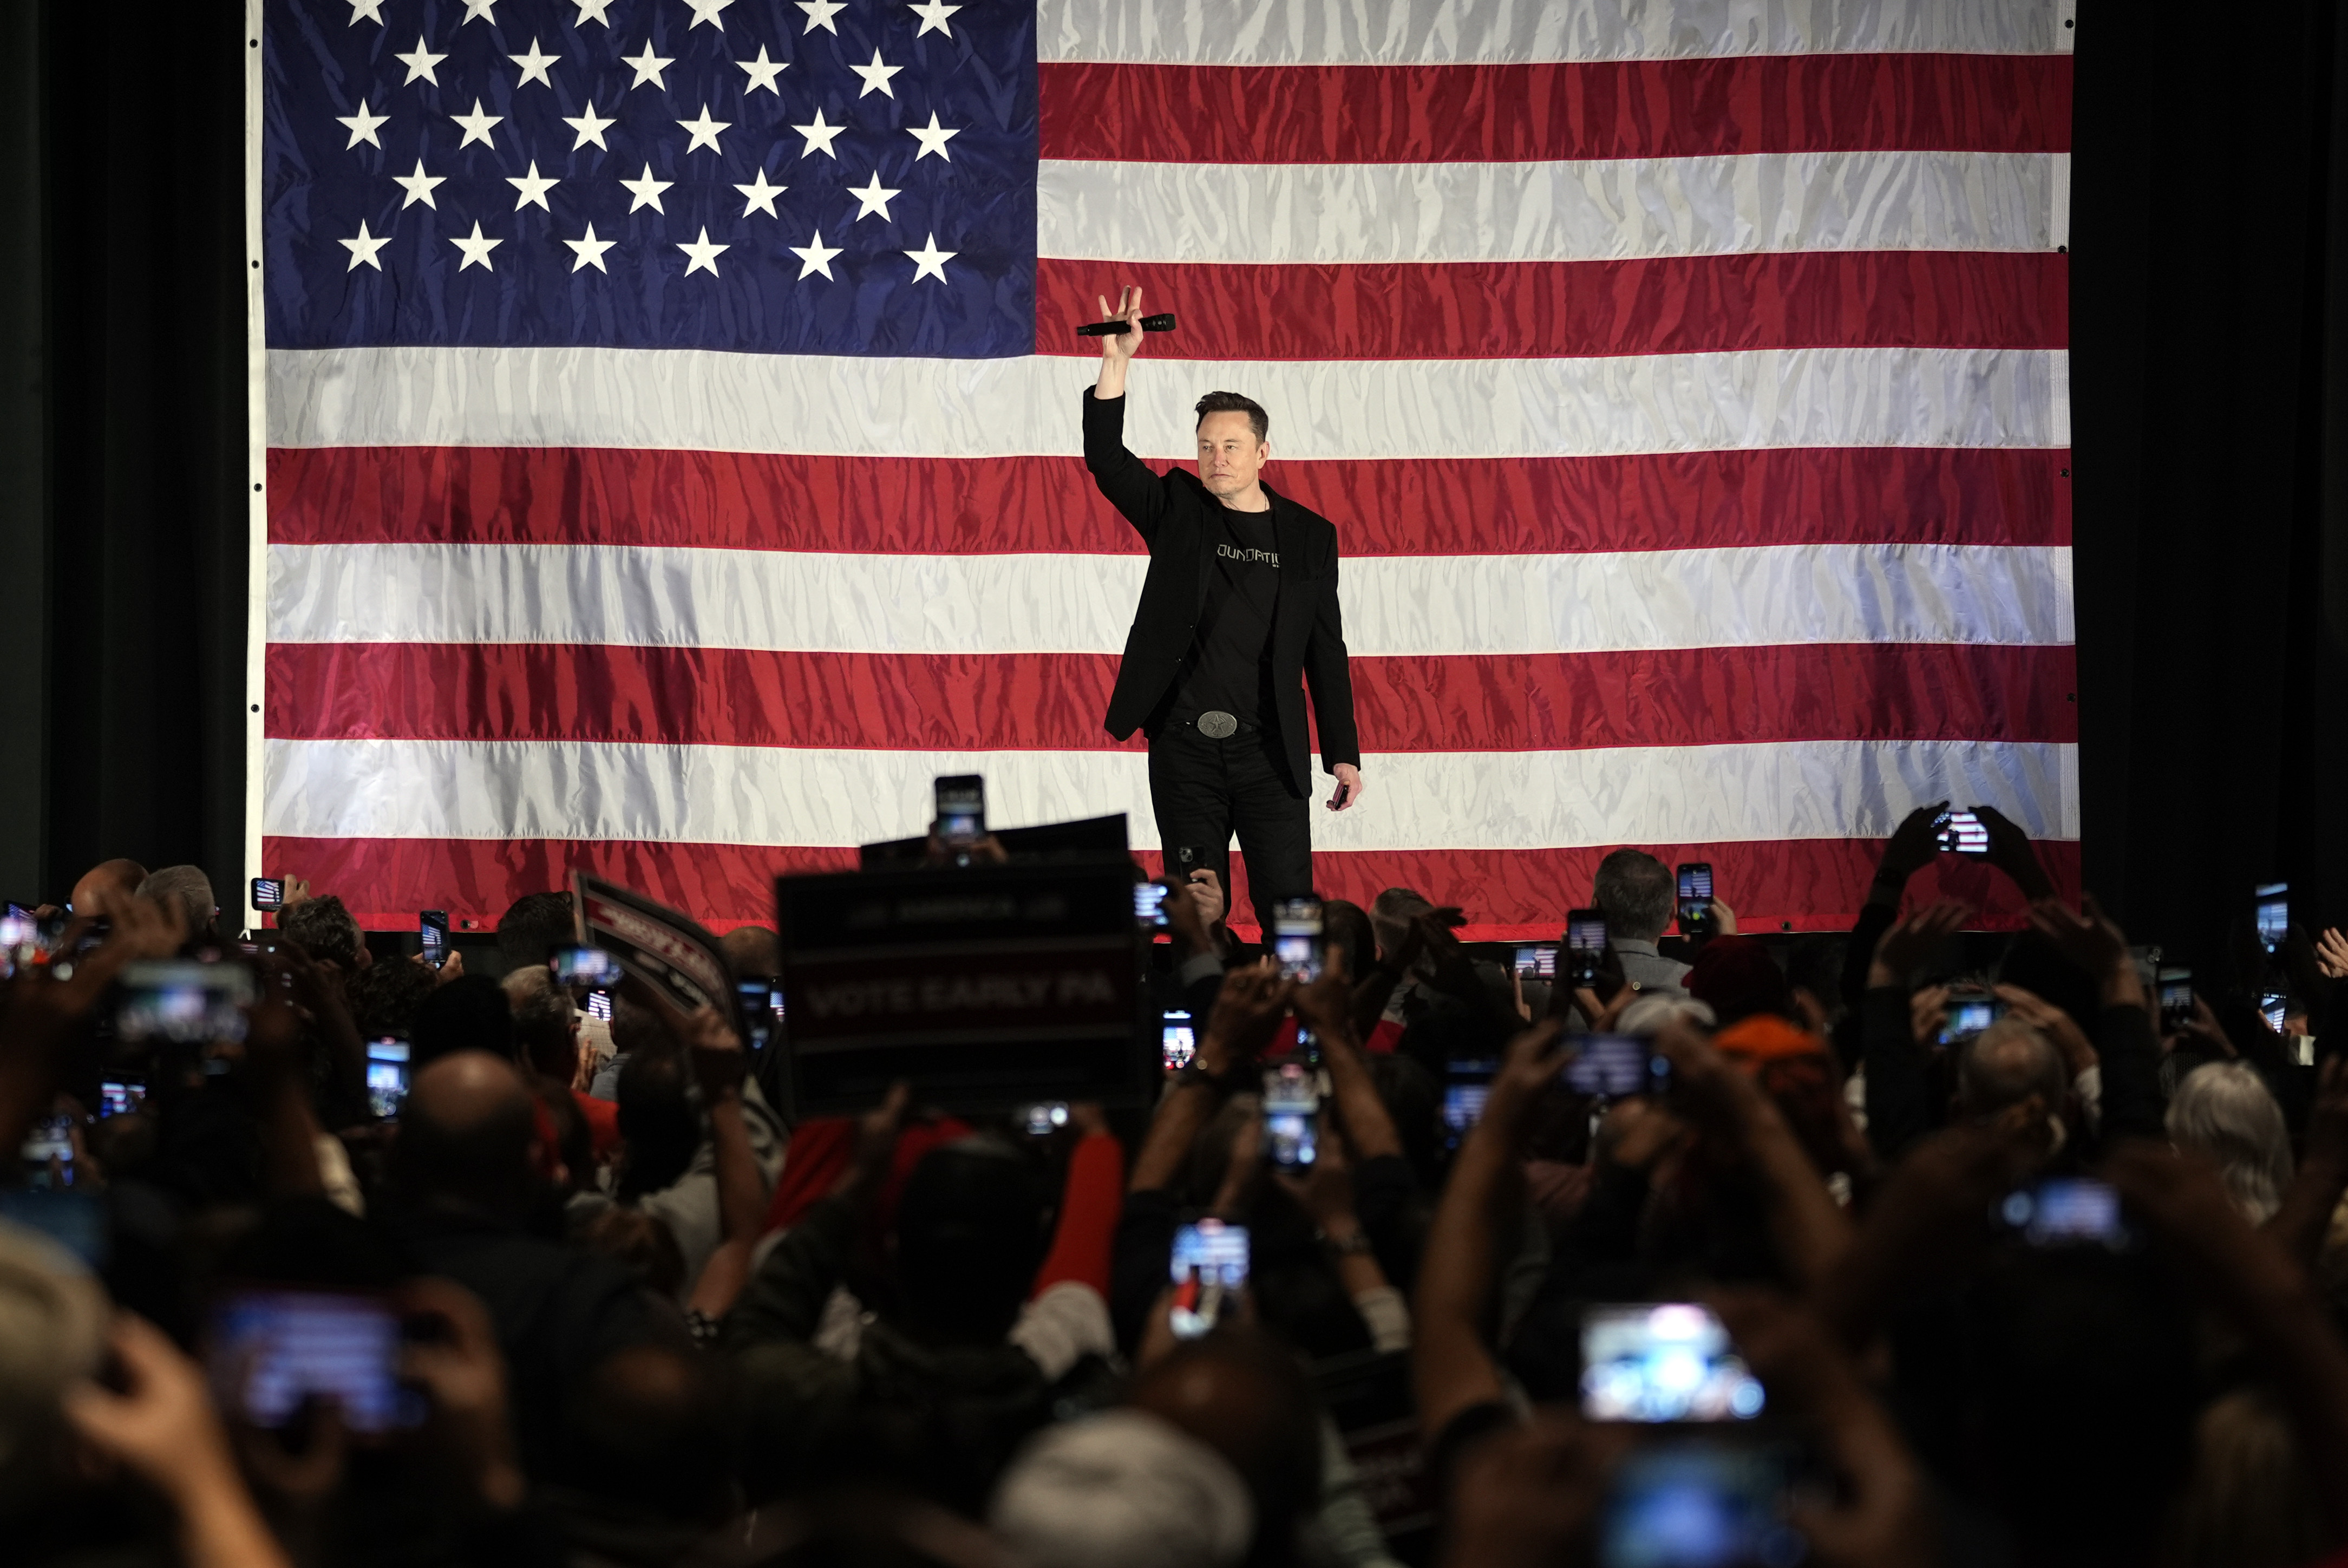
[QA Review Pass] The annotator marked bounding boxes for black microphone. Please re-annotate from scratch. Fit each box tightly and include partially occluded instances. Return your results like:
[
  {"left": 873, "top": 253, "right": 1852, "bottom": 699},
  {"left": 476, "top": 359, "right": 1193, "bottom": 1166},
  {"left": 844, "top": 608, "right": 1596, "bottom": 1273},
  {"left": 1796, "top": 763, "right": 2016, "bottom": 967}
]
[{"left": 1076, "top": 312, "right": 1177, "bottom": 337}]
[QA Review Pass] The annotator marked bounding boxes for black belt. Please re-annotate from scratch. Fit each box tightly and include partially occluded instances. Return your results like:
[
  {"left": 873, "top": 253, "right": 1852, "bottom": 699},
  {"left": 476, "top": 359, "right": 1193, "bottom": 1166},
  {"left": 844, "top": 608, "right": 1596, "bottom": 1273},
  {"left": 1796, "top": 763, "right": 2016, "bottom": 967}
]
[{"left": 1175, "top": 710, "right": 1259, "bottom": 739}]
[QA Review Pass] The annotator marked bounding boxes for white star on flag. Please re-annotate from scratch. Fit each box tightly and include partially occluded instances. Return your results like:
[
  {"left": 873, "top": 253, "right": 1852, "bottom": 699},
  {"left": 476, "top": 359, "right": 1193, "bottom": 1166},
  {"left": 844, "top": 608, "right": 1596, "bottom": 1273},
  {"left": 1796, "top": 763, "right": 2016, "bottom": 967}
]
[
  {"left": 620, "top": 164, "right": 672, "bottom": 213},
  {"left": 677, "top": 105, "right": 731, "bottom": 154},
  {"left": 850, "top": 48, "right": 902, "bottom": 98},
  {"left": 735, "top": 168, "right": 787, "bottom": 217},
  {"left": 906, "top": 0, "right": 959, "bottom": 37},
  {"left": 506, "top": 160, "right": 560, "bottom": 211},
  {"left": 393, "top": 158, "right": 446, "bottom": 208},
  {"left": 451, "top": 99, "right": 503, "bottom": 148},
  {"left": 565, "top": 222, "right": 616, "bottom": 272},
  {"left": 336, "top": 98, "right": 388, "bottom": 149},
  {"left": 509, "top": 38, "right": 560, "bottom": 88},
  {"left": 796, "top": 0, "right": 845, "bottom": 34},
  {"left": 789, "top": 228, "right": 842, "bottom": 279},
  {"left": 737, "top": 45, "right": 787, "bottom": 94},
  {"left": 846, "top": 171, "right": 899, "bottom": 221},
  {"left": 339, "top": 220, "right": 391, "bottom": 271},
  {"left": 677, "top": 226, "right": 730, "bottom": 276},
  {"left": 450, "top": 221, "right": 502, "bottom": 271},
  {"left": 903, "top": 232, "right": 955, "bottom": 283},
  {"left": 394, "top": 37, "right": 447, "bottom": 86},
  {"left": 461, "top": 0, "right": 499, "bottom": 22},
  {"left": 573, "top": 0, "right": 616, "bottom": 24},
  {"left": 623, "top": 44, "right": 673, "bottom": 89},
  {"left": 791, "top": 107, "right": 846, "bottom": 158},
  {"left": 563, "top": 101, "right": 617, "bottom": 150},
  {"left": 349, "top": 0, "right": 386, "bottom": 23},
  {"left": 683, "top": 0, "right": 736, "bottom": 29},
  {"left": 907, "top": 111, "right": 959, "bottom": 162}
]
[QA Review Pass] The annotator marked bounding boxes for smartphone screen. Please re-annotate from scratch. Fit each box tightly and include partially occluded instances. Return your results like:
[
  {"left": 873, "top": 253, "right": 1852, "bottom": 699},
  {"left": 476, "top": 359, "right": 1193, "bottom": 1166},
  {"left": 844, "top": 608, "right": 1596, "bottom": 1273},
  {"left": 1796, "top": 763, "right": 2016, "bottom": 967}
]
[
  {"left": 1939, "top": 991, "right": 2003, "bottom": 1045},
  {"left": 1271, "top": 898, "right": 1324, "bottom": 983},
  {"left": 20, "top": 1113, "right": 73, "bottom": 1187},
  {"left": 1580, "top": 1303, "right": 1766, "bottom": 1423},
  {"left": 250, "top": 877, "right": 285, "bottom": 912},
  {"left": 1022, "top": 1102, "right": 1070, "bottom": 1137},
  {"left": 1565, "top": 1034, "right": 1669, "bottom": 1099},
  {"left": 1936, "top": 809, "right": 1992, "bottom": 855},
  {"left": 1513, "top": 944, "right": 1558, "bottom": 979},
  {"left": 734, "top": 979, "right": 777, "bottom": 1054},
  {"left": 2156, "top": 968, "right": 2194, "bottom": 1033},
  {"left": 1161, "top": 1009, "right": 1195, "bottom": 1072},
  {"left": 99, "top": 1079, "right": 147, "bottom": 1119},
  {"left": 2255, "top": 882, "right": 2289, "bottom": 952},
  {"left": 1566, "top": 908, "right": 1608, "bottom": 988},
  {"left": 935, "top": 774, "right": 985, "bottom": 847},
  {"left": 419, "top": 910, "right": 449, "bottom": 968},
  {"left": 1600, "top": 1443, "right": 1800, "bottom": 1568},
  {"left": 1134, "top": 882, "right": 1172, "bottom": 928},
  {"left": 1262, "top": 1061, "right": 1319, "bottom": 1168},
  {"left": 1997, "top": 1177, "right": 2126, "bottom": 1247},
  {"left": 586, "top": 989, "right": 614, "bottom": 1022},
  {"left": 2260, "top": 990, "right": 2290, "bottom": 1035},
  {"left": 365, "top": 1039, "right": 410, "bottom": 1120},
  {"left": 552, "top": 944, "right": 624, "bottom": 988},
  {"left": 115, "top": 960, "right": 254, "bottom": 1044},
  {"left": 1169, "top": 1219, "right": 1248, "bottom": 1340},
  {"left": 209, "top": 1288, "right": 418, "bottom": 1434},
  {"left": 1442, "top": 1058, "right": 1498, "bottom": 1148},
  {"left": 1675, "top": 863, "right": 1714, "bottom": 936}
]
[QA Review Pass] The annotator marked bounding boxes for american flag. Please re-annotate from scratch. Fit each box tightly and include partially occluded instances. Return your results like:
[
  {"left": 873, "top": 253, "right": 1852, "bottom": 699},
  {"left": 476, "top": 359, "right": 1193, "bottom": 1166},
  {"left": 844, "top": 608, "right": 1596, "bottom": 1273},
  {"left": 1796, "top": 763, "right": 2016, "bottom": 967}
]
[{"left": 257, "top": 0, "right": 2077, "bottom": 938}]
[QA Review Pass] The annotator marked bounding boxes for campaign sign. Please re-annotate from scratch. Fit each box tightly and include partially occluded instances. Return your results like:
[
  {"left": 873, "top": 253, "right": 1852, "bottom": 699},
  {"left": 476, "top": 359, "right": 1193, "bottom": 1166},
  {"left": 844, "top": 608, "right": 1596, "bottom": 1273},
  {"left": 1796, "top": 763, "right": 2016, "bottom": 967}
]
[
  {"left": 573, "top": 872, "right": 741, "bottom": 1034},
  {"left": 776, "top": 860, "right": 1149, "bottom": 1114}
]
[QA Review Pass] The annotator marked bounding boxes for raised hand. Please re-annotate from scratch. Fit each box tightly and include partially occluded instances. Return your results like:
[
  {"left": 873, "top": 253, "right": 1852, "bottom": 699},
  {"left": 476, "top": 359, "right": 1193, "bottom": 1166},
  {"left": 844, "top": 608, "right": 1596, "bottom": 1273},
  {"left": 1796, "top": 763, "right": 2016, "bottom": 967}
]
[
  {"left": 1198, "top": 959, "right": 1292, "bottom": 1073},
  {"left": 1093, "top": 284, "right": 1145, "bottom": 396},
  {"left": 1879, "top": 801, "right": 1950, "bottom": 881},
  {"left": 2315, "top": 926, "right": 2348, "bottom": 981},
  {"left": 2027, "top": 893, "right": 2131, "bottom": 984},
  {"left": 1868, "top": 900, "right": 1970, "bottom": 984},
  {"left": 1971, "top": 805, "right": 2055, "bottom": 900}
]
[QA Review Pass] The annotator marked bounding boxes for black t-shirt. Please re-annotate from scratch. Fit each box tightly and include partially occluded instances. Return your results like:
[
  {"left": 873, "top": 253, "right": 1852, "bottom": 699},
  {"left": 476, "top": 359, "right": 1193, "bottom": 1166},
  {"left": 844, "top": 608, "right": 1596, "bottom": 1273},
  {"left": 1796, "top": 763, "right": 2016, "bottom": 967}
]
[{"left": 1173, "top": 501, "right": 1280, "bottom": 724}]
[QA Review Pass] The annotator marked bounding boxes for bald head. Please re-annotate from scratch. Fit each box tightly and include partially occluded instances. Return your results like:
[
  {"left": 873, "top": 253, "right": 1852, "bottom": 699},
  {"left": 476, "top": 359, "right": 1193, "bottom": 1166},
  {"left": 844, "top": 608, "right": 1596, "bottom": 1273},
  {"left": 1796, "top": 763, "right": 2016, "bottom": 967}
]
[
  {"left": 69, "top": 858, "right": 148, "bottom": 915},
  {"left": 1128, "top": 1330, "right": 1320, "bottom": 1537},
  {"left": 721, "top": 924, "right": 781, "bottom": 979},
  {"left": 1957, "top": 1018, "right": 2069, "bottom": 1120},
  {"left": 396, "top": 1051, "right": 541, "bottom": 1217}
]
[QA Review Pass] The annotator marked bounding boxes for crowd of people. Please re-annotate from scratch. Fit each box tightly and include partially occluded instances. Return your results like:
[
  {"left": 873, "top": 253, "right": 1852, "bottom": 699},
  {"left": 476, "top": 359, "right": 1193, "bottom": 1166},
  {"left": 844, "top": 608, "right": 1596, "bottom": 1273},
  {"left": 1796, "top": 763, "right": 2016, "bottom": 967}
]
[{"left": 5, "top": 809, "right": 2348, "bottom": 1568}]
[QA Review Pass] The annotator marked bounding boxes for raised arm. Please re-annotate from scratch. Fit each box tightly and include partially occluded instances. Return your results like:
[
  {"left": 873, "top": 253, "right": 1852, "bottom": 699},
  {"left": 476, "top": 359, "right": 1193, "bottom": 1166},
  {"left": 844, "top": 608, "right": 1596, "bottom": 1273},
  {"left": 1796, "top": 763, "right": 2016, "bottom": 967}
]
[{"left": 1082, "top": 284, "right": 1168, "bottom": 541}]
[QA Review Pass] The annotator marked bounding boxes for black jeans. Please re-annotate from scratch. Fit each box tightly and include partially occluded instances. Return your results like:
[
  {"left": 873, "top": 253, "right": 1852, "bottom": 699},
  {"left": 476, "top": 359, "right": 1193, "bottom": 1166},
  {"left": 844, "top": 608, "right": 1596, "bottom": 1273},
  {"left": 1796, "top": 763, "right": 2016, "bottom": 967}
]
[{"left": 1147, "top": 720, "right": 1313, "bottom": 935}]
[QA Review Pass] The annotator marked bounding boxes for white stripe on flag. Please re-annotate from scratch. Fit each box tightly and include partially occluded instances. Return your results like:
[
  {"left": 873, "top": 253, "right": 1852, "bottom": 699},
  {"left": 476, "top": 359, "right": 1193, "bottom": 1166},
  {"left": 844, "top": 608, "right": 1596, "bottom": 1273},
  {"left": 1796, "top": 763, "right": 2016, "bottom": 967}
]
[
  {"left": 1038, "top": 0, "right": 2069, "bottom": 66},
  {"left": 261, "top": 736, "right": 2081, "bottom": 850},
  {"left": 1039, "top": 152, "right": 2061, "bottom": 265},
  {"left": 264, "top": 347, "right": 2070, "bottom": 460},
  {"left": 266, "top": 543, "right": 2076, "bottom": 656}
]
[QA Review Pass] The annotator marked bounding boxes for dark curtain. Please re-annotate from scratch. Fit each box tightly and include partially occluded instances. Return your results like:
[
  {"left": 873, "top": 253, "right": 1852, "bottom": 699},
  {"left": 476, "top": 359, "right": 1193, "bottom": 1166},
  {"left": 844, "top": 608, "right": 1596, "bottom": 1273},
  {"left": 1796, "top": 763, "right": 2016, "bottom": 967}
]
[
  {"left": 2072, "top": 0, "right": 2348, "bottom": 985},
  {"left": 18, "top": 1, "right": 249, "bottom": 907}
]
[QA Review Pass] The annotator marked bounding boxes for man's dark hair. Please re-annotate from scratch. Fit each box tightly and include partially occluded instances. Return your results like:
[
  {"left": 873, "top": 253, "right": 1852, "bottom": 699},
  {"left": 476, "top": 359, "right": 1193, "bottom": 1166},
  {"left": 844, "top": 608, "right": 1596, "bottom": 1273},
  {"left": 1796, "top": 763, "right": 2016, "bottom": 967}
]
[
  {"left": 894, "top": 1139, "right": 1052, "bottom": 1345},
  {"left": 498, "top": 890, "right": 577, "bottom": 967},
  {"left": 1320, "top": 898, "right": 1375, "bottom": 981},
  {"left": 410, "top": 975, "right": 515, "bottom": 1068},
  {"left": 1194, "top": 390, "right": 1268, "bottom": 443},
  {"left": 348, "top": 957, "right": 438, "bottom": 1041},
  {"left": 280, "top": 894, "right": 364, "bottom": 970},
  {"left": 1592, "top": 848, "right": 1675, "bottom": 943},
  {"left": 616, "top": 1049, "right": 700, "bottom": 1201}
]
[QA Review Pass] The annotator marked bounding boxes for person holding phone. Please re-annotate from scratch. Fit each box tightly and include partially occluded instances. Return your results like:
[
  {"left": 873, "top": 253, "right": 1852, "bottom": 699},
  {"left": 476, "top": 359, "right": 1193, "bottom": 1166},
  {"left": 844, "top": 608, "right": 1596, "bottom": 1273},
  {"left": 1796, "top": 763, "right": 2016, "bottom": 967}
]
[
  {"left": 1592, "top": 851, "right": 1694, "bottom": 993},
  {"left": 1083, "top": 285, "right": 1365, "bottom": 936}
]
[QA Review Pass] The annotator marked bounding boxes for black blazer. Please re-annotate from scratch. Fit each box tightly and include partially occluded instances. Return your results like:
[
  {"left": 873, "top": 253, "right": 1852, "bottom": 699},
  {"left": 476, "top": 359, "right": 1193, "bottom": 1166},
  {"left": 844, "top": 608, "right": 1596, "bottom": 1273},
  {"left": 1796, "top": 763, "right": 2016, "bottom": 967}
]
[{"left": 1083, "top": 388, "right": 1362, "bottom": 796}]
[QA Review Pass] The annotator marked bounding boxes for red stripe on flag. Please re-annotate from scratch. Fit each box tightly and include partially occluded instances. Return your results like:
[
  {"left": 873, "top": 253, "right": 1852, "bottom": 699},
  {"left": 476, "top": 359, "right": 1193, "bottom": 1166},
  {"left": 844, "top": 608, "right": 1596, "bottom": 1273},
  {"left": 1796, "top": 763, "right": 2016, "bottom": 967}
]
[
  {"left": 267, "top": 446, "right": 2070, "bottom": 555},
  {"left": 264, "top": 643, "right": 2079, "bottom": 751},
  {"left": 1038, "top": 54, "right": 2072, "bottom": 164},
  {"left": 265, "top": 835, "right": 2081, "bottom": 938},
  {"left": 1035, "top": 253, "right": 2067, "bottom": 362}
]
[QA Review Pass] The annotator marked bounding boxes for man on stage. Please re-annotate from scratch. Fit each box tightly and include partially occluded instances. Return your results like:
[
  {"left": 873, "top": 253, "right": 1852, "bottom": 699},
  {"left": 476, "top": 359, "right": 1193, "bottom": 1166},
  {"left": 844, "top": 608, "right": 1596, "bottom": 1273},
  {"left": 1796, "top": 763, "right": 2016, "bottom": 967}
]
[{"left": 1080, "top": 286, "right": 1364, "bottom": 936}]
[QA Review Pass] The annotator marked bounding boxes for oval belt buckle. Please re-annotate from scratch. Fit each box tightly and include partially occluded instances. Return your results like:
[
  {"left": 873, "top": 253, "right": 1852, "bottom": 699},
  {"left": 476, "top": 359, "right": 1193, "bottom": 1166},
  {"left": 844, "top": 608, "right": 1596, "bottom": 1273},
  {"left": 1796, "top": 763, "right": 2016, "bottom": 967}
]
[{"left": 1198, "top": 710, "right": 1239, "bottom": 739}]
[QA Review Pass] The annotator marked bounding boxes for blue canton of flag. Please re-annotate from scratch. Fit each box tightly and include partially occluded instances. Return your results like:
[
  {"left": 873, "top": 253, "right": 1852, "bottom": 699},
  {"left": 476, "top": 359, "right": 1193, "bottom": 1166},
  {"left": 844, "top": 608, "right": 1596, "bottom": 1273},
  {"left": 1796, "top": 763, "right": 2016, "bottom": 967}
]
[{"left": 263, "top": 0, "right": 1038, "bottom": 357}]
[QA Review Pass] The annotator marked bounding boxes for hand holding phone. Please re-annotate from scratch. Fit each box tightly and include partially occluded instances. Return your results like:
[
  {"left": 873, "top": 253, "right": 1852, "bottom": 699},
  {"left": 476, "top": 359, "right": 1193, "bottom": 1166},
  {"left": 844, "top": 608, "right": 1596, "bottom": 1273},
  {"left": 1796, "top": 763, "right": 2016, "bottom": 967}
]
[
  {"left": 935, "top": 774, "right": 986, "bottom": 851},
  {"left": 1565, "top": 909, "right": 1608, "bottom": 990},
  {"left": 1935, "top": 809, "right": 1991, "bottom": 855},
  {"left": 251, "top": 877, "right": 286, "bottom": 912},
  {"left": 419, "top": 910, "right": 449, "bottom": 969},
  {"left": 2255, "top": 882, "right": 2290, "bottom": 953},
  {"left": 1675, "top": 863, "right": 1714, "bottom": 940},
  {"left": 1271, "top": 898, "right": 1325, "bottom": 983},
  {"left": 1580, "top": 1303, "right": 1765, "bottom": 1423},
  {"left": 210, "top": 1287, "right": 420, "bottom": 1433},
  {"left": 1169, "top": 1219, "right": 1248, "bottom": 1340},
  {"left": 1261, "top": 1062, "right": 1320, "bottom": 1168}
]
